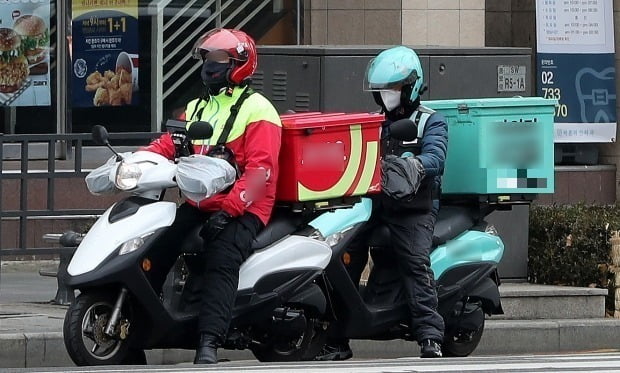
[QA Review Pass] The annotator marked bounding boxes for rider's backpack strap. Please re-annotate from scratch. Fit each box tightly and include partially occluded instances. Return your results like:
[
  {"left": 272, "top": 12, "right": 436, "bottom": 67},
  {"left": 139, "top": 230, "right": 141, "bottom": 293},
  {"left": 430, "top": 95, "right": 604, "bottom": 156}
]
[
  {"left": 217, "top": 86, "right": 255, "bottom": 146},
  {"left": 411, "top": 105, "right": 435, "bottom": 139}
]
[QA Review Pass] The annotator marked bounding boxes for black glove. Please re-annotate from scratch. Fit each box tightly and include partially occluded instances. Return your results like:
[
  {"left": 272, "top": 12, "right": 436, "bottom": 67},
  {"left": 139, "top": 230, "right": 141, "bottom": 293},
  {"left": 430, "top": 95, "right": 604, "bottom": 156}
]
[
  {"left": 381, "top": 155, "right": 425, "bottom": 201},
  {"left": 200, "top": 210, "right": 232, "bottom": 241}
]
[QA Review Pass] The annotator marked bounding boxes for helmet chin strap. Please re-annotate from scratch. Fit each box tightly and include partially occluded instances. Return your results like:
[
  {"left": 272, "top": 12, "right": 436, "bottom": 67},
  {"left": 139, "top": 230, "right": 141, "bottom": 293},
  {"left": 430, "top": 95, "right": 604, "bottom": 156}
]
[{"left": 385, "top": 104, "right": 416, "bottom": 122}]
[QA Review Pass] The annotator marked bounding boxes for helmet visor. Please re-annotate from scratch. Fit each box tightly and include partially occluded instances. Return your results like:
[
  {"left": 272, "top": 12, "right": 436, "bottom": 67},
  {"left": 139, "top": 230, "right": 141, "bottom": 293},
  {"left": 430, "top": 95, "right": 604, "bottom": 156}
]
[
  {"left": 363, "top": 57, "right": 419, "bottom": 91},
  {"left": 191, "top": 28, "right": 246, "bottom": 61},
  {"left": 201, "top": 50, "right": 231, "bottom": 63}
]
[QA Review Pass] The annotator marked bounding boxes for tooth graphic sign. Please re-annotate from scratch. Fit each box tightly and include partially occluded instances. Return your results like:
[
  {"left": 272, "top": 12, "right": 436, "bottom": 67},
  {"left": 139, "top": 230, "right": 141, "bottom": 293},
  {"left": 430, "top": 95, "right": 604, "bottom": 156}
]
[{"left": 535, "top": 0, "right": 616, "bottom": 143}]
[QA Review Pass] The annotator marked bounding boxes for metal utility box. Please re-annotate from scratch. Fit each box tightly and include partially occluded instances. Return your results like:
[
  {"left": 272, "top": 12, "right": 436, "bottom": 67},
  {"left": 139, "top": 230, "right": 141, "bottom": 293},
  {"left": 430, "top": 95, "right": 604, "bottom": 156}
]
[{"left": 255, "top": 45, "right": 532, "bottom": 113}]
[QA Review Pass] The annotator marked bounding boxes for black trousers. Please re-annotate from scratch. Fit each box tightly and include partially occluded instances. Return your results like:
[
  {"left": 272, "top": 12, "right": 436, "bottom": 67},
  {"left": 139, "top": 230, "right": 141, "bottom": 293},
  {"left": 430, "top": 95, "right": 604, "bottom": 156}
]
[
  {"left": 150, "top": 203, "right": 262, "bottom": 343},
  {"left": 346, "top": 199, "right": 445, "bottom": 342}
]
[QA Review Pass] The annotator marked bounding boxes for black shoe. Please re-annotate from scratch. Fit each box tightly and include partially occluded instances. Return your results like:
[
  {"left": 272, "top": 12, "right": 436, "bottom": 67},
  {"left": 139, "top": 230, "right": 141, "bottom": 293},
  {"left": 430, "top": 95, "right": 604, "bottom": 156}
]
[
  {"left": 314, "top": 342, "right": 353, "bottom": 361},
  {"left": 194, "top": 334, "right": 219, "bottom": 364},
  {"left": 420, "top": 339, "right": 442, "bottom": 358}
]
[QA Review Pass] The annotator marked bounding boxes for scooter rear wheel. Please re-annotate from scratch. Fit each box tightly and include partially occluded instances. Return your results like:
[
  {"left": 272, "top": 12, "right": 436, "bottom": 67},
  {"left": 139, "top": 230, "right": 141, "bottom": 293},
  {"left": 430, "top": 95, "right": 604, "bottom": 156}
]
[
  {"left": 63, "top": 291, "right": 143, "bottom": 365},
  {"left": 442, "top": 308, "right": 485, "bottom": 357},
  {"left": 250, "top": 316, "right": 326, "bottom": 362}
]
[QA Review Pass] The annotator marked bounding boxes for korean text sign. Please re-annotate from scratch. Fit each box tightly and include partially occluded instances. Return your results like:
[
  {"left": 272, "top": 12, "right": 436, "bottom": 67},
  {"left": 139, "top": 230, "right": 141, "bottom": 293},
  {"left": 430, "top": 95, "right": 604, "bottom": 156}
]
[
  {"left": 536, "top": 0, "right": 616, "bottom": 143},
  {"left": 72, "top": 0, "right": 139, "bottom": 108}
]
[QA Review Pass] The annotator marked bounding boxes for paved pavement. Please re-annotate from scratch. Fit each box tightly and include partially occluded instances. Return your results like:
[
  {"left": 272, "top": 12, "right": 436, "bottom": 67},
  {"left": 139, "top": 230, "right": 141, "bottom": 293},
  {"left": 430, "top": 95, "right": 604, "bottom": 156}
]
[
  {"left": 3, "top": 261, "right": 620, "bottom": 369},
  {"left": 5, "top": 352, "right": 620, "bottom": 372},
  {"left": 1, "top": 263, "right": 59, "bottom": 304}
]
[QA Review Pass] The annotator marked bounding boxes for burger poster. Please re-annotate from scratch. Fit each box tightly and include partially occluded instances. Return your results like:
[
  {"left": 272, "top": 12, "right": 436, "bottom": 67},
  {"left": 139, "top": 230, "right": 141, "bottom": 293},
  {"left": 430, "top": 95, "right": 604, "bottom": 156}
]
[
  {"left": 72, "top": 0, "right": 139, "bottom": 108},
  {"left": 0, "top": 0, "right": 51, "bottom": 107}
]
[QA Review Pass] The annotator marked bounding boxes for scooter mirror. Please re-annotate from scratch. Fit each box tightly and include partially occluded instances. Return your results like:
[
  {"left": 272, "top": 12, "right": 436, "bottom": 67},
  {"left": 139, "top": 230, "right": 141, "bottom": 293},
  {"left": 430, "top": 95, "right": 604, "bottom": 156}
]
[
  {"left": 92, "top": 125, "right": 110, "bottom": 146},
  {"left": 187, "top": 121, "right": 214, "bottom": 140},
  {"left": 389, "top": 119, "right": 419, "bottom": 142}
]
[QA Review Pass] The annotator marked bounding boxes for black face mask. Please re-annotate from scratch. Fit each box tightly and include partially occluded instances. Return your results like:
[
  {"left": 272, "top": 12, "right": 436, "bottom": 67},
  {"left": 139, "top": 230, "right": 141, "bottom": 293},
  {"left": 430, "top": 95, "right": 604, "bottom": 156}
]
[{"left": 201, "top": 60, "right": 230, "bottom": 95}]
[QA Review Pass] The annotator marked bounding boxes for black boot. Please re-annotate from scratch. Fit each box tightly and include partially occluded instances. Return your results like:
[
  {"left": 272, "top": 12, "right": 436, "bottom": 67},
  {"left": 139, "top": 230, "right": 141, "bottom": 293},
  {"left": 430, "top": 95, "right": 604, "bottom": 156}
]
[
  {"left": 194, "top": 334, "right": 219, "bottom": 364},
  {"left": 419, "top": 339, "right": 442, "bottom": 358}
]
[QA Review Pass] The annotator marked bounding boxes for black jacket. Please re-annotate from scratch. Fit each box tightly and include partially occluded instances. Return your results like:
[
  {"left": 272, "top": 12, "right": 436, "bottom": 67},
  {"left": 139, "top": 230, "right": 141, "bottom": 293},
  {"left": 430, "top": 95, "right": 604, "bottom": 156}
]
[{"left": 381, "top": 110, "right": 448, "bottom": 211}]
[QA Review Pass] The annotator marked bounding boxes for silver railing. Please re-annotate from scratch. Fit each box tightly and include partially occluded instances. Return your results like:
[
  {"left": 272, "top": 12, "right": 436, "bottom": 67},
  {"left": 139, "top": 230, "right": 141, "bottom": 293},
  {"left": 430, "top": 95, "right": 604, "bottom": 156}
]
[{"left": 148, "top": 0, "right": 300, "bottom": 131}]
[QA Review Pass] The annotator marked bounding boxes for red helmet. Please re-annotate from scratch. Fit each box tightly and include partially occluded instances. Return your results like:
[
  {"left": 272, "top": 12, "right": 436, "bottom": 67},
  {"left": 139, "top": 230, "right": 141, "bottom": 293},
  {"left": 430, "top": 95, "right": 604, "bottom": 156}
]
[{"left": 191, "top": 28, "right": 257, "bottom": 85}]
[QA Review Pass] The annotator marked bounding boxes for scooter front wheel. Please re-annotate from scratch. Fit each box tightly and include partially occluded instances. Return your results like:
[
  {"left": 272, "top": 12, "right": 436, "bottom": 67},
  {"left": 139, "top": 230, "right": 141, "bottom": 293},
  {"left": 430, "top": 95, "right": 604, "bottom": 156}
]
[{"left": 63, "top": 291, "right": 143, "bottom": 366}]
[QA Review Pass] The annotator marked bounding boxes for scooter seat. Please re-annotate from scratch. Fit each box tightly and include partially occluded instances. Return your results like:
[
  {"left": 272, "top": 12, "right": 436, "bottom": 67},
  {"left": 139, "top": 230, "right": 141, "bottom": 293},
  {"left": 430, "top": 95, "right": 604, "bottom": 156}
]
[
  {"left": 367, "top": 206, "right": 476, "bottom": 248},
  {"left": 251, "top": 210, "right": 304, "bottom": 250},
  {"left": 180, "top": 209, "right": 303, "bottom": 253}
]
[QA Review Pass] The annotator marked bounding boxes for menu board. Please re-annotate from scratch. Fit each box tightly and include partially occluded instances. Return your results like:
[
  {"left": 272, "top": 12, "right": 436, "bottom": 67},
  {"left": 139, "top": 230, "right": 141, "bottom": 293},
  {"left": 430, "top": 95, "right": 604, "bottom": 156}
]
[
  {"left": 0, "top": 0, "right": 51, "bottom": 107},
  {"left": 536, "top": 0, "right": 616, "bottom": 143},
  {"left": 72, "top": 0, "right": 139, "bottom": 108}
]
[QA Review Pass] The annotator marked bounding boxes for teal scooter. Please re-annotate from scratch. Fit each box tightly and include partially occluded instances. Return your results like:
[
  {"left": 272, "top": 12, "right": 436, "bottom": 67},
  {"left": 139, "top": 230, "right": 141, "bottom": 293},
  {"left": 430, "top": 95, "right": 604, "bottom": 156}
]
[{"left": 306, "top": 119, "right": 504, "bottom": 358}]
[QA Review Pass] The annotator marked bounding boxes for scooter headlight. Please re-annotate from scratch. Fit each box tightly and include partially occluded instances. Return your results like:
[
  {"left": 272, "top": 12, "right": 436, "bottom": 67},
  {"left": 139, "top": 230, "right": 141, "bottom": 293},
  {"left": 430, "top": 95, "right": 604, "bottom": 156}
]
[
  {"left": 324, "top": 232, "right": 344, "bottom": 247},
  {"left": 118, "top": 232, "right": 154, "bottom": 255},
  {"left": 115, "top": 161, "right": 142, "bottom": 190}
]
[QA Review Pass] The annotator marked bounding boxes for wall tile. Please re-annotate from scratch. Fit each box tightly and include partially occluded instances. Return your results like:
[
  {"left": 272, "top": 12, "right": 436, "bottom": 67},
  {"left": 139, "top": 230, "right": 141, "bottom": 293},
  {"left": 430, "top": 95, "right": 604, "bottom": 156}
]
[
  {"left": 365, "top": 0, "right": 401, "bottom": 9},
  {"left": 460, "top": 9, "right": 485, "bottom": 46},
  {"left": 511, "top": 10, "right": 536, "bottom": 47},
  {"left": 365, "top": 10, "right": 402, "bottom": 44},
  {"left": 428, "top": 0, "right": 460, "bottom": 10},
  {"left": 310, "top": 10, "right": 328, "bottom": 44},
  {"left": 460, "top": 0, "right": 485, "bottom": 9},
  {"left": 486, "top": 0, "right": 511, "bottom": 11},
  {"left": 512, "top": 0, "right": 536, "bottom": 12},
  {"left": 327, "top": 0, "right": 362, "bottom": 10},
  {"left": 402, "top": 0, "right": 427, "bottom": 9},
  {"left": 402, "top": 9, "right": 428, "bottom": 45},
  {"left": 428, "top": 10, "right": 459, "bottom": 46},
  {"left": 486, "top": 11, "right": 512, "bottom": 47},
  {"left": 327, "top": 10, "right": 365, "bottom": 44},
  {"left": 600, "top": 169, "right": 617, "bottom": 204},
  {"left": 306, "top": 0, "right": 327, "bottom": 10}
]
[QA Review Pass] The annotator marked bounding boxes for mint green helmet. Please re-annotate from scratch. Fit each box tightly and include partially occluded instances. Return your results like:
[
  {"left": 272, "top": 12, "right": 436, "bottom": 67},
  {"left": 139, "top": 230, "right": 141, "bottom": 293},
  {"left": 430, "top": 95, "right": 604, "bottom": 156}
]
[{"left": 364, "top": 46, "right": 424, "bottom": 104}]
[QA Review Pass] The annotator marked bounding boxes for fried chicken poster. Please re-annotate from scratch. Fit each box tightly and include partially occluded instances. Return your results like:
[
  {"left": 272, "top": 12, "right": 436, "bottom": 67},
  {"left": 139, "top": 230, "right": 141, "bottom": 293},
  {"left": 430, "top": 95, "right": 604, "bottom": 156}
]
[{"left": 71, "top": 0, "right": 139, "bottom": 107}]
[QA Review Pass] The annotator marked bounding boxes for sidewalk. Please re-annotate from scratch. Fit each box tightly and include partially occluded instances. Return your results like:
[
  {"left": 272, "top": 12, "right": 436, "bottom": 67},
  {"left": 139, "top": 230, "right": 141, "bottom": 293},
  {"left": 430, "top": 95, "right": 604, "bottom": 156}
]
[{"left": 2, "top": 261, "right": 620, "bottom": 368}]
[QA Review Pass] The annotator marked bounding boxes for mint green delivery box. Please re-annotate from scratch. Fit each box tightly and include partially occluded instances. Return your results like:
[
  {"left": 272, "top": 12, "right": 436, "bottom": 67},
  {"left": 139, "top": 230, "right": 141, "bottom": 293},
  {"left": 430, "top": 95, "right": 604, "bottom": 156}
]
[{"left": 423, "top": 97, "right": 556, "bottom": 196}]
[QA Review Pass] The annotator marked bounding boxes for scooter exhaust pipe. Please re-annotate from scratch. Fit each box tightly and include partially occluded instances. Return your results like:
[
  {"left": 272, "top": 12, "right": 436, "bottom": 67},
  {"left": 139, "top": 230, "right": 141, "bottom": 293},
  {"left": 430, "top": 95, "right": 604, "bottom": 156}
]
[
  {"left": 105, "top": 287, "right": 128, "bottom": 337},
  {"left": 271, "top": 307, "right": 307, "bottom": 337}
]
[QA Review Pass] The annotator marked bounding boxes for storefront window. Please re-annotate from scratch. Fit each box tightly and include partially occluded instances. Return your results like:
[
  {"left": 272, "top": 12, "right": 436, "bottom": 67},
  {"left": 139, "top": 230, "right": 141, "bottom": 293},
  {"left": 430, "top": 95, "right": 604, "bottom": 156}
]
[
  {"left": 1, "top": 0, "right": 57, "bottom": 134},
  {"left": 1, "top": 0, "right": 302, "bottom": 137}
]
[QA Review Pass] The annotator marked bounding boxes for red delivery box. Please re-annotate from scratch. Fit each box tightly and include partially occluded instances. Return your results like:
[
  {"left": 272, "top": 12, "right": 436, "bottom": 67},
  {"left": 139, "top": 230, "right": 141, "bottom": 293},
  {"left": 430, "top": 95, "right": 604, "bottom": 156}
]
[{"left": 277, "top": 112, "right": 385, "bottom": 202}]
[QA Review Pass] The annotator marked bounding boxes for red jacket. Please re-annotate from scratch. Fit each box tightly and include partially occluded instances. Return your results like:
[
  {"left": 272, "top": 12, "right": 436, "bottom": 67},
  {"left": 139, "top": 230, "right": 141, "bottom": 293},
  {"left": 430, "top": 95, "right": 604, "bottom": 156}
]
[{"left": 143, "top": 87, "right": 282, "bottom": 225}]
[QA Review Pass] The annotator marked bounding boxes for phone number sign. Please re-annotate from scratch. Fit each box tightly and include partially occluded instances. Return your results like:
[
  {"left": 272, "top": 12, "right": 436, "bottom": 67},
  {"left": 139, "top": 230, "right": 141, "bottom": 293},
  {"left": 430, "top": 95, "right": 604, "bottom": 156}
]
[
  {"left": 537, "top": 53, "right": 616, "bottom": 142},
  {"left": 535, "top": 0, "right": 616, "bottom": 143}
]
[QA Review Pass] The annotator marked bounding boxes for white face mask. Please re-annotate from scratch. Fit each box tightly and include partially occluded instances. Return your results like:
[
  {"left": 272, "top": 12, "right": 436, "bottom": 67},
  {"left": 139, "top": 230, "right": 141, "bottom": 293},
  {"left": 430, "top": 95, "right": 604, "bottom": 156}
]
[{"left": 380, "top": 89, "right": 401, "bottom": 111}]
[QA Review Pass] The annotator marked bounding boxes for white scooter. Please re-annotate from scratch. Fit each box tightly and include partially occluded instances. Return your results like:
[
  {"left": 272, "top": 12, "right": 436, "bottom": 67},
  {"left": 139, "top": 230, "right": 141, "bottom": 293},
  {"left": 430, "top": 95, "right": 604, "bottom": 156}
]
[{"left": 63, "top": 122, "right": 347, "bottom": 365}]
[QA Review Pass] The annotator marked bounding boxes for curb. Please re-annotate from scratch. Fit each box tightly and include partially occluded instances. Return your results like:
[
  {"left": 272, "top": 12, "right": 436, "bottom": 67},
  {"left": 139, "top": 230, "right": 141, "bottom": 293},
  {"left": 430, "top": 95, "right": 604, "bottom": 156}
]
[
  {"left": 3, "top": 319, "right": 620, "bottom": 368},
  {"left": 1, "top": 260, "right": 60, "bottom": 273}
]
